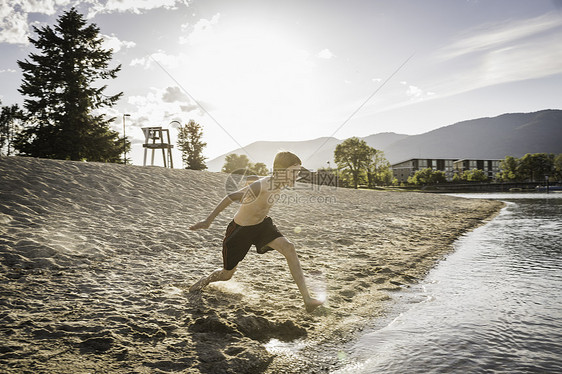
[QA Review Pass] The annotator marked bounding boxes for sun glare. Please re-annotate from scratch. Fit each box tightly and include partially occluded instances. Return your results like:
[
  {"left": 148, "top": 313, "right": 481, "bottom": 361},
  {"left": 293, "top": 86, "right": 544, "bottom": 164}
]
[{"left": 176, "top": 20, "right": 321, "bottom": 139}]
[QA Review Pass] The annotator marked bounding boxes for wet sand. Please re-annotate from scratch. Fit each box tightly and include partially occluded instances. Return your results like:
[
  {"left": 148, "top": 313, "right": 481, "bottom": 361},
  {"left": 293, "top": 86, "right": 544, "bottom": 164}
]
[{"left": 0, "top": 156, "right": 503, "bottom": 373}]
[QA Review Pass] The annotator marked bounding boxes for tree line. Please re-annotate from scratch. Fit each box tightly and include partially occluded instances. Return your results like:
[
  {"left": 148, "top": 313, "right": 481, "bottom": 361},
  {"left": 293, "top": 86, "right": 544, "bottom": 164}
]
[
  {"left": 405, "top": 153, "right": 562, "bottom": 186},
  {"left": 407, "top": 168, "right": 489, "bottom": 185},
  {"left": 498, "top": 153, "right": 562, "bottom": 182}
]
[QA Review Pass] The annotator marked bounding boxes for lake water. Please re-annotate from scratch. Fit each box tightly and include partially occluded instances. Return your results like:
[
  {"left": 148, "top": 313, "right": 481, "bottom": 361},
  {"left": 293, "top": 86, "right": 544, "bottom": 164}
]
[{"left": 334, "top": 193, "right": 562, "bottom": 374}]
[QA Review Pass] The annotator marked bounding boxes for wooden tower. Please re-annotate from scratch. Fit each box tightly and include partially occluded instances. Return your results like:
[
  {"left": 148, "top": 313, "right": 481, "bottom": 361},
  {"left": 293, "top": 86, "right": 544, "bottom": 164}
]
[{"left": 142, "top": 127, "right": 174, "bottom": 168}]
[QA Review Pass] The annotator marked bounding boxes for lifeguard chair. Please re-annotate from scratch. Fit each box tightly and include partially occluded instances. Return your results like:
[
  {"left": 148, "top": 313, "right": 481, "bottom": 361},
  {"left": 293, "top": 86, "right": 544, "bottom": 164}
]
[{"left": 142, "top": 127, "right": 174, "bottom": 168}]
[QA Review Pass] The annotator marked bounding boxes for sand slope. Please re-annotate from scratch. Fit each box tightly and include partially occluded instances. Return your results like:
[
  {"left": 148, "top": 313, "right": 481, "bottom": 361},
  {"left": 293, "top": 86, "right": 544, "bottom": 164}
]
[{"left": 0, "top": 156, "right": 503, "bottom": 373}]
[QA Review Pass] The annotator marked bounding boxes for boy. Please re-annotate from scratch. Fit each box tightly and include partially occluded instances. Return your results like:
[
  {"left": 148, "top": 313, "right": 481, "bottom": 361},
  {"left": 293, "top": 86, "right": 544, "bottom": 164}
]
[{"left": 189, "top": 151, "right": 324, "bottom": 313}]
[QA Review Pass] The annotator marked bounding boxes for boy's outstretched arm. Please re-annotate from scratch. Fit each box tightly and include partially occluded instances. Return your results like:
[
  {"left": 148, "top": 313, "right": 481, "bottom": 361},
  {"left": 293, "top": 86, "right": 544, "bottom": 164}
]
[{"left": 189, "top": 189, "right": 245, "bottom": 230}]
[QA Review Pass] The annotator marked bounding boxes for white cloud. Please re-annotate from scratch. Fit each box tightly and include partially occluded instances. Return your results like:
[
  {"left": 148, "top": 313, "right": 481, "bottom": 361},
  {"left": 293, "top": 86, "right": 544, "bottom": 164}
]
[
  {"left": 102, "top": 33, "right": 136, "bottom": 52},
  {"left": 87, "top": 0, "right": 190, "bottom": 17},
  {"left": 130, "top": 57, "right": 148, "bottom": 68},
  {"left": 0, "top": 4, "right": 32, "bottom": 44},
  {"left": 0, "top": 69, "right": 17, "bottom": 73},
  {"left": 0, "top": 0, "right": 77, "bottom": 44},
  {"left": 130, "top": 51, "right": 186, "bottom": 70},
  {"left": 0, "top": 0, "right": 190, "bottom": 44},
  {"left": 439, "top": 12, "right": 562, "bottom": 60},
  {"left": 430, "top": 13, "right": 562, "bottom": 99},
  {"left": 402, "top": 84, "right": 435, "bottom": 102},
  {"left": 127, "top": 86, "right": 200, "bottom": 130},
  {"left": 317, "top": 48, "right": 335, "bottom": 59},
  {"left": 422, "top": 11, "right": 562, "bottom": 102},
  {"left": 10, "top": 0, "right": 69, "bottom": 15},
  {"left": 180, "top": 103, "right": 199, "bottom": 112},
  {"left": 179, "top": 13, "right": 220, "bottom": 45},
  {"left": 162, "top": 86, "right": 190, "bottom": 103},
  {"left": 480, "top": 39, "right": 562, "bottom": 84},
  {"left": 406, "top": 85, "right": 423, "bottom": 98}
]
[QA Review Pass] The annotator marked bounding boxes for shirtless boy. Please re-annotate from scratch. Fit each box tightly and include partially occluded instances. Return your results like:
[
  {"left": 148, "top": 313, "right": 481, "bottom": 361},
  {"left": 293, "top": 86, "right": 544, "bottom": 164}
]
[{"left": 189, "top": 151, "right": 324, "bottom": 313}]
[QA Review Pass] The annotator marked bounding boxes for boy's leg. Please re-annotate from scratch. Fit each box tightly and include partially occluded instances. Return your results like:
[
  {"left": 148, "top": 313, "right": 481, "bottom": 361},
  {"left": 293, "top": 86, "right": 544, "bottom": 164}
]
[
  {"left": 266, "top": 237, "right": 323, "bottom": 312},
  {"left": 190, "top": 220, "right": 248, "bottom": 293},
  {"left": 189, "top": 266, "right": 237, "bottom": 292}
]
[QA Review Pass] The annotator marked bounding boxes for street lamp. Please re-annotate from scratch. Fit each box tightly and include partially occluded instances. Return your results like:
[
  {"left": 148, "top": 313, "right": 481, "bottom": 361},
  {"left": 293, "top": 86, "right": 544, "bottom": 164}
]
[{"left": 123, "top": 114, "right": 130, "bottom": 164}]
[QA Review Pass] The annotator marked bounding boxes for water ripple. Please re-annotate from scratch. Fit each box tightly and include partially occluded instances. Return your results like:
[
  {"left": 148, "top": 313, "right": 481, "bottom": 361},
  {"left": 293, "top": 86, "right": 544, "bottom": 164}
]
[{"left": 335, "top": 195, "right": 562, "bottom": 374}]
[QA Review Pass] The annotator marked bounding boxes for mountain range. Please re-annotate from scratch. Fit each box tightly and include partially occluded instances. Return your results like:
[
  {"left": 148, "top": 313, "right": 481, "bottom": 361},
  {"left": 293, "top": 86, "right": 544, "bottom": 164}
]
[{"left": 206, "top": 109, "right": 562, "bottom": 171}]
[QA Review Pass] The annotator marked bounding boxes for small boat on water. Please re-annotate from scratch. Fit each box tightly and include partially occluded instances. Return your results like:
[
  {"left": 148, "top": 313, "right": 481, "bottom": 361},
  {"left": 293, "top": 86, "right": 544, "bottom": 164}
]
[{"left": 535, "top": 185, "right": 562, "bottom": 192}]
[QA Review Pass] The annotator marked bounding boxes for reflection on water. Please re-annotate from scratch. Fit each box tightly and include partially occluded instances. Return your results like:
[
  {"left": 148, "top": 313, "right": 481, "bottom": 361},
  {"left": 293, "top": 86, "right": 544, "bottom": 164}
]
[{"left": 335, "top": 193, "right": 562, "bottom": 373}]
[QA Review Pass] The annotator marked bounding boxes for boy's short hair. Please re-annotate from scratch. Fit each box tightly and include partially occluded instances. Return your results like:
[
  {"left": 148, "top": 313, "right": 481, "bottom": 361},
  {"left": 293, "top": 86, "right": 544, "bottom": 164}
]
[{"left": 273, "top": 151, "right": 302, "bottom": 170}]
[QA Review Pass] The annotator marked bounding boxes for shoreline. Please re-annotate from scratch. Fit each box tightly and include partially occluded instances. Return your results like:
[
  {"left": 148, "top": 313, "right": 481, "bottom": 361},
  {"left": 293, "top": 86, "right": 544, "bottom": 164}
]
[
  {"left": 0, "top": 157, "right": 503, "bottom": 373},
  {"left": 266, "top": 192, "right": 504, "bottom": 373},
  {"left": 328, "top": 194, "right": 562, "bottom": 373}
]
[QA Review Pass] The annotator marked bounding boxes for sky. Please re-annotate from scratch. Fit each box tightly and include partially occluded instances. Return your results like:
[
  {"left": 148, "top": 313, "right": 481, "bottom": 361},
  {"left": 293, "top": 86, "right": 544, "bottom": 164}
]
[{"left": 1, "top": 0, "right": 562, "bottom": 168}]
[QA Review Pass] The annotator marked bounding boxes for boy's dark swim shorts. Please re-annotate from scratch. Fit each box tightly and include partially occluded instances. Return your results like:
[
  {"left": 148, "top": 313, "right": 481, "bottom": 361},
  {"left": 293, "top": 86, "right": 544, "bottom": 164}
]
[{"left": 222, "top": 217, "right": 283, "bottom": 270}]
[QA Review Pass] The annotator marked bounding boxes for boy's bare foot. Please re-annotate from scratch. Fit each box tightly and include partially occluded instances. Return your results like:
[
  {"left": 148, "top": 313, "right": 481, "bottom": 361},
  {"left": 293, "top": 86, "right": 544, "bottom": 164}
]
[
  {"left": 189, "top": 276, "right": 208, "bottom": 293},
  {"left": 305, "top": 298, "right": 324, "bottom": 313}
]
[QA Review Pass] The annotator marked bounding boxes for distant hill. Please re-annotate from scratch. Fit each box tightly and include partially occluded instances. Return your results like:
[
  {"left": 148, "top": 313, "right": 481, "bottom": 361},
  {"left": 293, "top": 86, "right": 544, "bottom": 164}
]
[
  {"left": 206, "top": 137, "right": 341, "bottom": 172},
  {"left": 206, "top": 110, "right": 562, "bottom": 171},
  {"left": 361, "top": 132, "right": 410, "bottom": 151},
  {"left": 205, "top": 133, "right": 409, "bottom": 171},
  {"left": 383, "top": 109, "right": 562, "bottom": 164}
]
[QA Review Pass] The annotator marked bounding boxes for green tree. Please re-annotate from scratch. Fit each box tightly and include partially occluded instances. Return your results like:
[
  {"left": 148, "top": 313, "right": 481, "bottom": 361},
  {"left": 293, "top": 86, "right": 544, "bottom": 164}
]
[
  {"left": 462, "top": 169, "right": 489, "bottom": 182},
  {"left": 221, "top": 154, "right": 268, "bottom": 175},
  {"left": 249, "top": 162, "right": 269, "bottom": 176},
  {"left": 408, "top": 168, "right": 446, "bottom": 185},
  {"left": 15, "top": 8, "right": 125, "bottom": 162},
  {"left": 553, "top": 154, "right": 562, "bottom": 182},
  {"left": 518, "top": 153, "right": 554, "bottom": 182},
  {"left": 222, "top": 154, "right": 251, "bottom": 173},
  {"left": 366, "top": 148, "right": 392, "bottom": 187},
  {"left": 334, "top": 137, "right": 371, "bottom": 189},
  {"left": 499, "top": 156, "right": 520, "bottom": 181},
  {"left": 379, "top": 168, "right": 394, "bottom": 186},
  {"left": 177, "top": 120, "right": 207, "bottom": 170},
  {"left": 0, "top": 102, "right": 24, "bottom": 156}
]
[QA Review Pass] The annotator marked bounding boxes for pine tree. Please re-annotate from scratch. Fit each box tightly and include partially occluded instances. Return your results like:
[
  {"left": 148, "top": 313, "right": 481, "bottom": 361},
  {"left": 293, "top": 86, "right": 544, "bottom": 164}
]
[
  {"left": 15, "top": 8, "right": 126, "bottom": 162},
  {"left": 177, "top": 120, "right": 207, "bottom": 170}
]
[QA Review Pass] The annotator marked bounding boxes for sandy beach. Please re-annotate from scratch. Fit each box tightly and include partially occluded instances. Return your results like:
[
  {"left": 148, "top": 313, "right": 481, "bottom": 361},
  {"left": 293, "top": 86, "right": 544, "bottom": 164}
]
[{"left": 0, "top": 156, "right": 503, "bottom": 373}]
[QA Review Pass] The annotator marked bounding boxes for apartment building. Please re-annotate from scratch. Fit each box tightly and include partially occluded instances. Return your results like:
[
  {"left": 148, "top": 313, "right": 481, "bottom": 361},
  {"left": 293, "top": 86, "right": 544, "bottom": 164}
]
[
  {"left": 391, "top": 158, "right": 456, "bottom": 183},
  {"left": 453, "top": 159, "right": 502, "bottom": 179},
  {"left": 391, "top": 158, "right": 502, "bottom": 183}
]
